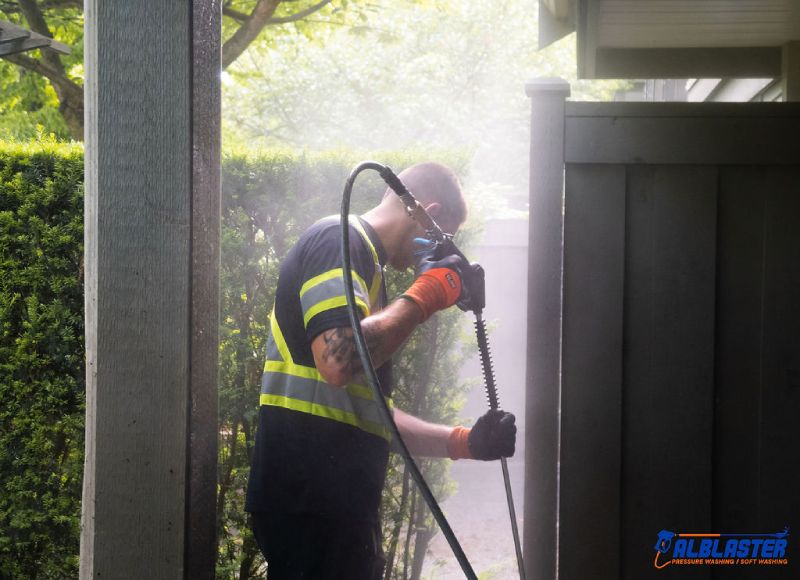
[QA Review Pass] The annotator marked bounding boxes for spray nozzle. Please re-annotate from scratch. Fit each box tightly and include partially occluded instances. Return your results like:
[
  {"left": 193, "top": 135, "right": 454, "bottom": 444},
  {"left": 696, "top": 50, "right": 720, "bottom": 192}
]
[{"left": 413, "top": 237, "right": 436, "bottom": 256}]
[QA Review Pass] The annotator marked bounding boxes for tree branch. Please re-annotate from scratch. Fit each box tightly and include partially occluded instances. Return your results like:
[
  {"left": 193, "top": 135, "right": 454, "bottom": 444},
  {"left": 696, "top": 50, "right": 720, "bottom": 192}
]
[
  {"left": 221, "top": 0, "right": 335, "bottom": 68},
  {"left": 18, "top": 1, "right": 51, "bottom": 36},
  {"left": 43, "top": 0, "right": 82, "bottom": 8},
  {"left": 221, "top": 0, "right": 282, "bottom": 69},
  {"left": 2, "top": 52, "right": 80, "bottom": 99},
  {"left": 4, "top": 51, "right": 61, "bottom": 83},
  {"left": 3, "top": 50, "right": 84, "bottom": 138},
  {"left": 266, "top": 0, "right": 332, "bottom": 24},
  {"left": 18, "top": 0, "right": 66, "bottom": 75},
  {"left": 222, "top": 6, "right": 248, "bottom": 23}
]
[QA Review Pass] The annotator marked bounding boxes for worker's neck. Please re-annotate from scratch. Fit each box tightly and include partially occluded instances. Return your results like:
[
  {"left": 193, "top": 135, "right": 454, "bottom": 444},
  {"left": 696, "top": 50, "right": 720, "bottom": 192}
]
[{"left": 361, "top": 205, "right": 409, "bottom": 267}]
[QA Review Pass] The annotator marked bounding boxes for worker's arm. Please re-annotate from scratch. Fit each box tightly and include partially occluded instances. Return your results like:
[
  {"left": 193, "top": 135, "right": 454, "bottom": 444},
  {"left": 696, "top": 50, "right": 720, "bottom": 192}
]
[
  {"left": 311, "top": 235, "right": 480, "bottom": 386},
  {"left": 393, "top": 408, "right": 518, "bottom": 460},
  {"left": 311, "top": 296, "right": 423, "bottom": 387},
  {"left": 311, "top": 245, "right": 471, "bottom": 386},
  {"left": 393, "top": 408, "right": 453, "bottom": 457}
]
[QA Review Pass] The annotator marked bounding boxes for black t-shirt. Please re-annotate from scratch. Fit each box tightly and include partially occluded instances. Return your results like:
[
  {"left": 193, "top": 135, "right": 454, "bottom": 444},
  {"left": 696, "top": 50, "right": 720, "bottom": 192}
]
[{"left": 245, "top": 216, "right": 392, "bottom": 523}]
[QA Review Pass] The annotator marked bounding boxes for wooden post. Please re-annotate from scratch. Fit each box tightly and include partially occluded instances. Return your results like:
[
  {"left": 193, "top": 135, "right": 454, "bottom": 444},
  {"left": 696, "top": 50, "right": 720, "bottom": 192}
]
[
  {"left": 523, "top": 77, "right": 569, "bottom": 580},
  {"left": 80, "top": 2, "right": 221, "bottom": 578}
]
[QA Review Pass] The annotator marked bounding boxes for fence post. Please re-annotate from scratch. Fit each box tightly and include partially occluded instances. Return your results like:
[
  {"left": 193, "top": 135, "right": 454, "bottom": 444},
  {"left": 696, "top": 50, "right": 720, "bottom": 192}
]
[{"left": 523, "top": 77, "right": 570, "bottom": 580}]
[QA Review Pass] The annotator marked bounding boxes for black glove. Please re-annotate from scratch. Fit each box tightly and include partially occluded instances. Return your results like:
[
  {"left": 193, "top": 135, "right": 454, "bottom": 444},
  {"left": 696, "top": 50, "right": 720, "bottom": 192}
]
[
  {"left": 415, "top": 238, "right": 484, "bottom": 313},
  {"left": 468, "top": 409, "right": 516, "bottom": 460},
  {"left": 457, "top": 262, "right": 485, "bottom": 313}
]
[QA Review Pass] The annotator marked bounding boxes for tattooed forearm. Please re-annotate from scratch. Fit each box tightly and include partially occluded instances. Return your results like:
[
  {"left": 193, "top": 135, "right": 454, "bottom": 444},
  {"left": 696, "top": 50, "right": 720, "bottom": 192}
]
[
  {"left": 311, "top": 297, "right": 420, "bottom": 385},
  {"left": 320, "top": 326, "right": 383, "bottom": 379},
  {"left": 321, "top": 327, "right": 361, "bottom": 376}
]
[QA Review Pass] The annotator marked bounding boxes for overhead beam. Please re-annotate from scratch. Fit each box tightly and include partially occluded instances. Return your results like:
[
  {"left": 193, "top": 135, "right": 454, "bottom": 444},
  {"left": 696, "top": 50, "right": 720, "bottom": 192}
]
[
  {"left": 572, "top": 0, "right": 798, "bottom": 80},
  {"left": 538, "top": 0, "right": 575, "bottom": 49},
  {"left": 593, "top": 47, "right": 782, "bottom": 79},
  {"left": 0, "top": 24, "right": 29, "bottom": 44},
  {"left": 0, "top": 20, "right": 70, "bottom": 55}
]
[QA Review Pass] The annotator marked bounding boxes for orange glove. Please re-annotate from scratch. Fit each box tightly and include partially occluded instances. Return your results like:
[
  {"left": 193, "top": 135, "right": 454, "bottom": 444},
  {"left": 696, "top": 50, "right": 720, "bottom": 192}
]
[
  {"left": 447, "top": 426, "right": 473, "bottom": 460},
  {"left": 402, "top": 254, "right": 467, "bottom": 321}
]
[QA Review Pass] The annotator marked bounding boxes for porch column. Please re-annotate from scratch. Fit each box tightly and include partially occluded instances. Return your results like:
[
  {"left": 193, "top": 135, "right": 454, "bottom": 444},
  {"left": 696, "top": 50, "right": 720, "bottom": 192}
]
[{"left": 80, "top": 2, "right": 221, "bottom": 578}]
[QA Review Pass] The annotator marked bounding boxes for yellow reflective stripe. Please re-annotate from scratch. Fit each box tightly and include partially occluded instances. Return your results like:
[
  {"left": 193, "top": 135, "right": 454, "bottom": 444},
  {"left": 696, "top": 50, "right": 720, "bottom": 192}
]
[
  {"left": 269, "top": 306, "right": 292, "bottom": 363},
  {"left": 348, "top": 217, "right": 383, "bottom": 305},
  {"left": 264, "top": 359, "right": 322, "bottom": 381},
  {"left": 317, "top": 215, "right": 383, "bottom": 308},
  {"left": 346, "top": 383, "right": 377, "bottom": 401},
  {"left": 349, "top": 217, "right": 379, "bottom": 265},
  {"left": 303, "top": 295, "right": 368, "bottom": 327},
  {"left": 260, "top": 393, "right": 390, "bottom": 440},
  {"left": 369, "top": 272, "right": 381, "bottom": 306},
  {"left": 299, "top": 268, "right": 370, "bottom": 302},
  {"left": 300, "top": 269, "right": 341, "bottom": 297},
  {"left": 263, "top": 360, "right": 385, "bottom": 404}
]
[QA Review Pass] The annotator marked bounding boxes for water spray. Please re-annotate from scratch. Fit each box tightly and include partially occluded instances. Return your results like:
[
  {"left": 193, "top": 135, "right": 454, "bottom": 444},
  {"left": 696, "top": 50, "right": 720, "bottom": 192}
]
[{"left": 340, "top": 161, "right": 526, "bottom": 580}]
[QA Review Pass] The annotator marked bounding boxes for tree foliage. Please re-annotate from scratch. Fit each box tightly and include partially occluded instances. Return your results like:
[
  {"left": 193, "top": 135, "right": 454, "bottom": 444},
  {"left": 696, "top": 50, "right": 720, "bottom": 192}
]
[
  {"left": 0, "top": 1, "right": 83, "bottom": 141},
  {"left": 222, "top": 0, "right": 624, "bottom": 196},
  {"left": 0, "top": 0, "right": 361, "bottom": 140}
]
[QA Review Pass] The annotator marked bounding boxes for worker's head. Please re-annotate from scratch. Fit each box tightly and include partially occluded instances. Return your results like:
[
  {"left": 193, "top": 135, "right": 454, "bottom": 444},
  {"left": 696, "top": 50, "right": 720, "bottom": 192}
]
[{"left": 376, "top": 162, "right": 467, "bottom": 269}]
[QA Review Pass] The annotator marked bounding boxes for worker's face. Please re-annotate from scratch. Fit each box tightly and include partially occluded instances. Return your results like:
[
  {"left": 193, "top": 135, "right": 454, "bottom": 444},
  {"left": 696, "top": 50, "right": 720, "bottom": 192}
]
[{"left": 393, "top": 207, "right": 462, "bottom": 271}]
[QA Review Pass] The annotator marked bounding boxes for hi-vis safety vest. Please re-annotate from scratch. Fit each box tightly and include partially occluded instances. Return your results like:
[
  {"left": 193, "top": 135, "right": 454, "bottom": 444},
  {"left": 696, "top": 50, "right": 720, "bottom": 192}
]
[{"left": 259, "top": 216, "right": 393, "bottom": 441}]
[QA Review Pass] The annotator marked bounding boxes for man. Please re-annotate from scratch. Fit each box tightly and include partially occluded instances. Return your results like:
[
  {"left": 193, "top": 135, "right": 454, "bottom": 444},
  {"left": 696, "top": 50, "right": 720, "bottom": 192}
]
[{"left": 245, "top": 162, "right": 517, "bottom": 579}]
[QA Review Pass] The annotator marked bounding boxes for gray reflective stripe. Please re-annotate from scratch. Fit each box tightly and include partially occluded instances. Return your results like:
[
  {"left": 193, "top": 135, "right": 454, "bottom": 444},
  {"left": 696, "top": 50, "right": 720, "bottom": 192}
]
[
  {"left": 261, "top": 370, "right": 388, "bottom": 434},
  {"left": 265, "top": 334, "right": 282, "bottom": 362},
  {"left": 317, "top": 215, "right": 383, "bottom": 308},
  {"left": 300, "top": 276, "right": 369, "bottom": 320}
]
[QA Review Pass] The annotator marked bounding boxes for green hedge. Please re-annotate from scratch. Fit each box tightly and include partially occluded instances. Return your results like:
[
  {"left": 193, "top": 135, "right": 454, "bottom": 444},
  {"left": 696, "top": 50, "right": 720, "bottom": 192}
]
[
  {"left": 0, "top": 142, "right": 85, "bottom": 578},
  {"left": 0, "top": 142, "right": 470, "bottom": 579}
]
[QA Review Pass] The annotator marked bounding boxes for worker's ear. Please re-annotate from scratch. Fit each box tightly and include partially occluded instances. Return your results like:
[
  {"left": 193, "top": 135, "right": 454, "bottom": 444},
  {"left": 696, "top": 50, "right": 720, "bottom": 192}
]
[{"left": 423, "top": 201, "right": 442, "bottom": 217}]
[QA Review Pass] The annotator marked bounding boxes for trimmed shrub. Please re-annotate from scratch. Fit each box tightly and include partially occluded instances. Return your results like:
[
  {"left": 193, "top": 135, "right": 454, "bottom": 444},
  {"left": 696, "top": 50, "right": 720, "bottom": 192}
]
[{"left": 0, "top": 142, "right": 85, "bottom": 579}]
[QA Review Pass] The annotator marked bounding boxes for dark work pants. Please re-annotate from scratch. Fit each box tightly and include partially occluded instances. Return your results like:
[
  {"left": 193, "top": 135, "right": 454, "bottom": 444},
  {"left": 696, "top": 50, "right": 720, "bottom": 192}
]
[{"left": 251, "top": 512, "right": 386, "bottom": 580}]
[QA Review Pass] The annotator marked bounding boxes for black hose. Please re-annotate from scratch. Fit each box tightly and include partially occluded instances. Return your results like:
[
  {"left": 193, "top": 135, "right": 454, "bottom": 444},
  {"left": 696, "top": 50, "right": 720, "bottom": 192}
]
[{"left": 340, "top": 161, "right": 477, "bottom": 580}]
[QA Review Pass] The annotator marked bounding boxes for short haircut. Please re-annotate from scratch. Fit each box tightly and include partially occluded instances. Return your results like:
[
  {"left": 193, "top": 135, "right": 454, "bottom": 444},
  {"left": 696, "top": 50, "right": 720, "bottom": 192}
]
[{"left": 385, "top": 162, "right": 468, "bottom": 229}]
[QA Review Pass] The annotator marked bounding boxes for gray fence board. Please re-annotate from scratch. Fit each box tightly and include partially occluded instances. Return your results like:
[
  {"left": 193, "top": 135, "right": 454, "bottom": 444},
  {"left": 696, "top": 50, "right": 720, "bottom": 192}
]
[
  {"left": 621, "top": 166, "right": 717, "bottom": 580},
  {"left": 565, "top": 116, "right": 800, "bottom": 166},
  {"left": 713, "top": 167, "right": 800, "bottom": 580},
  {"left": 714, "top": 168, "right": 766, "bottom": 535},
  {"left": 560, "top": 164, "right": 626, "bottom": 580},
  {"left": 527, "top": 81, "right": 800, "bottom": 580},
  {"left": 759, "top": 171, "right": 800, "bottom": 537}
]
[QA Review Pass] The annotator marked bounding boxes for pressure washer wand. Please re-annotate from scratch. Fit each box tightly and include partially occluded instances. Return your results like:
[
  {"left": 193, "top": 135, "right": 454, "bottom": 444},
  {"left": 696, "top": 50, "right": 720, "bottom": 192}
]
[
  {"left": 474, "top": 308, "right": 526, "bottom": 580},
  {"left": 380, "top": 165, "right": 526, "bottom": 580}
]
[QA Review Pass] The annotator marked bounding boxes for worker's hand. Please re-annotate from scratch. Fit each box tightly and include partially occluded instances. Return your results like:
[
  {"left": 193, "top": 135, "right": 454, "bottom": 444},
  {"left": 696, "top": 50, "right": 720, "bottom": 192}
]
[
  {"left": 401, "top": 240, "right": 469, "bottom": 322},
  {"left": 468, "top": 409, "right": 516, "bottom": 461},
  {"left": 455, "top": 262, "right": 485, "bottom": 313}
]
